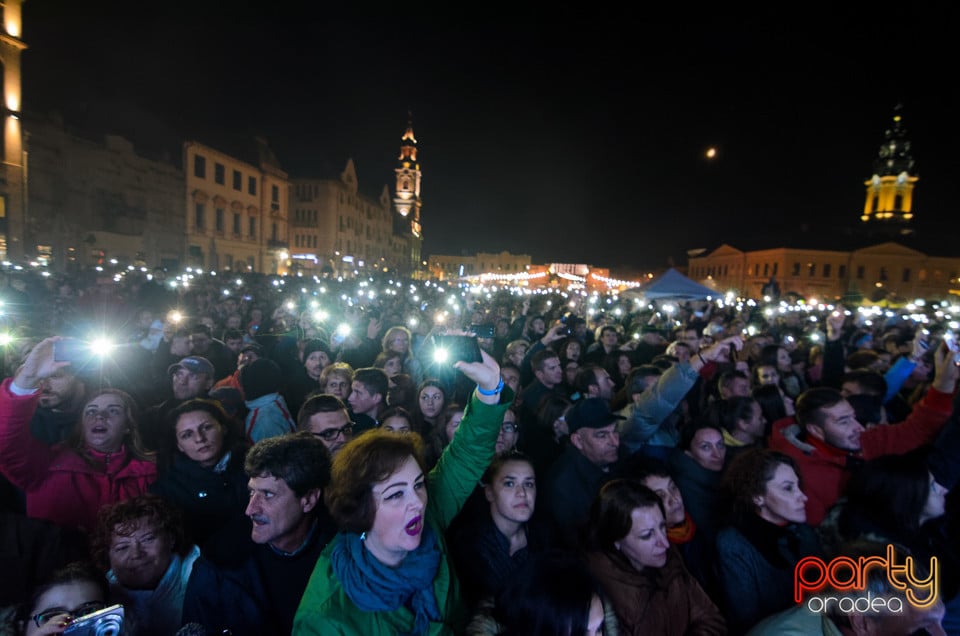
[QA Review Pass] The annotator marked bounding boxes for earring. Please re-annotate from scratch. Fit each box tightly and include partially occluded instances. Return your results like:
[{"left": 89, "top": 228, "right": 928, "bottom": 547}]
[{"left": 360, "top": 532, "right": 366, "bottom": 541}]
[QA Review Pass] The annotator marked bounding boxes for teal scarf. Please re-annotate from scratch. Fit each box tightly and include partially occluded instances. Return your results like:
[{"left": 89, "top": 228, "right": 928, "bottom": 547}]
[{"left": 330, "top": 526, "right": 442, "bottom": 636}]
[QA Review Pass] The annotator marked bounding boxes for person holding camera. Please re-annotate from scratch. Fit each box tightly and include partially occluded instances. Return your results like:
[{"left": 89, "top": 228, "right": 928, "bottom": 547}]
[
  {"left": 0, "top": 337, "right": 156, "bottom": 534},
  {"left": 1, "top": 561, "right": 111, "bottom": 636}
]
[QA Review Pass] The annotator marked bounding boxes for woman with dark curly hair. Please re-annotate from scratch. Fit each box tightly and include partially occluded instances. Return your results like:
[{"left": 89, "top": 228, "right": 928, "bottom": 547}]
[
  {"left": 715, "top": 448, "right": 821, "bottom": 634},
  {"left": 92, "top": 495, "right": 198, "bottom": 636},
  {"left": 0, "top": 337, "right": 156, "bottom": 534},
  {"left": 293, "top": 349, "right": 511, "bottom": 635}
]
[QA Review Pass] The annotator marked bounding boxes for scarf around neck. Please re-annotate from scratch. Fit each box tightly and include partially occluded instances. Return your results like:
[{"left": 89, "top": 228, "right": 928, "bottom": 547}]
[
  {"left": 667, "top": 511, "right": 697, "bottom": 544},
  {"left": 330, "top": 526, "right": 443, "bottom": 636}
]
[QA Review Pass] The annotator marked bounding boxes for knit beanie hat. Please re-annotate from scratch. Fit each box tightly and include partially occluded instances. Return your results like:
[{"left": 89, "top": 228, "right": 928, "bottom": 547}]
[
  {"left": 240, "top": 358, "right": 282, "bottom": 400},
  {"left": 302, "top": 338, "right": 332, "bottom": 362}
]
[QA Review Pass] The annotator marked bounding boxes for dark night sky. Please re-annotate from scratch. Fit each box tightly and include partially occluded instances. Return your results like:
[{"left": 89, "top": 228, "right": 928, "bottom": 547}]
[{"left": 19, "top": 4, "right": 959, "bottom": 269}]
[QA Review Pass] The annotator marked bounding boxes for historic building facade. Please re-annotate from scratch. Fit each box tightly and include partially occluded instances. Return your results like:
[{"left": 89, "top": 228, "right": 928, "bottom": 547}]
[
  {"left": 26, "top": 118, "right": 185, "bottom": 269},
  {"left": 0, "top": 0, "right": 26, "bottom": 260},
  {"left": 688, "top": 242, "right": 960, "bottom": 301},
  {"left": 289, "top": 159, "right": 407, "bottom": 275},
  {"left": 183, "top": 139, "right": 289, "bottom": 274}
]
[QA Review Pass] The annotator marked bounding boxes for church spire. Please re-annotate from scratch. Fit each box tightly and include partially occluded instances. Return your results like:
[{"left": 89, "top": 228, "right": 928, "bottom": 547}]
[
  {"left": 873, "top": 104, "right": 915, "bottom": 177},
  {"left": 398, "top": 112, "right": 418, "bottom": 163},
  {"left": 394, "top": 113, "right": 422, "bottom": 272},
  {"left": 860, "top": 104, "right": 918, "bottom": 226}
]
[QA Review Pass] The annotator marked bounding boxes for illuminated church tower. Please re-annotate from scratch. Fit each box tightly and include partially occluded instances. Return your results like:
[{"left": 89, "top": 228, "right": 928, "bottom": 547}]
[
  {"left": 393, "top": 116, "right": 422, "bottom": 271},
  {"left": 0, "top": 0, "right": 26, "bottom": 260},
  {"left": 860, "top": 105, "right": 917, "bottom": 233}
]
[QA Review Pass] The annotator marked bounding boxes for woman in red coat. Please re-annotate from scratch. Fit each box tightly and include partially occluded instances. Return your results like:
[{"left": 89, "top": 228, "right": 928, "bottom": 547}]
[{"left": 0, "top": 336, "right": 156, "bottom": 534}]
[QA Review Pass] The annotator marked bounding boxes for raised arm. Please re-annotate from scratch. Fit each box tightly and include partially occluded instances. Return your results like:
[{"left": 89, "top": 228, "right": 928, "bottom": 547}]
[
  {"left": 427, "top": 347, "right": 511, "bottom": 530},
  {"left": 0, "top": 337, "right": 72, "bottom": 488}
]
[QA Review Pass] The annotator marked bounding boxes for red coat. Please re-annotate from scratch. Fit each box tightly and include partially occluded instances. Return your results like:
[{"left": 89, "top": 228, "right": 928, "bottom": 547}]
[
  {"left": 769, "top": 388, "right": 954, "bottom": 525},
  {"left": 0, "top": 378, "right": 157, "bottom": 533}
]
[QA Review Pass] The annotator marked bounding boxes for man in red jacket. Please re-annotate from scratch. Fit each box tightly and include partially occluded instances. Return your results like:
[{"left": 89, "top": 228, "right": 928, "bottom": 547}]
[{"left": 770, "top": 341, "right": 958, "bottom": 525}]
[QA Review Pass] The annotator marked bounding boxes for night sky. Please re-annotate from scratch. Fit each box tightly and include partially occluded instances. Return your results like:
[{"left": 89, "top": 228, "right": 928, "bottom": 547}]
[{"left": 20, "top": 4, "right": 958, "bottom": 269}]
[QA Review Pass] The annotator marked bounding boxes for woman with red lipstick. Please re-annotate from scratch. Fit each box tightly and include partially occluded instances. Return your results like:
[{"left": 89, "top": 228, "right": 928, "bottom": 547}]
[
  {"left": 584, "top": 479, "right": 725, "bottom": 635},
  {"left": 149, "top": 398, "right": 249, "bottom": 550},
  {"left": 294, "top": 346, "right": 511, "bottom": 635},
  {"left": 0, "top": 336, "right": 156, "bottom": 534},
  {"left": 715, "top": 449, "right": 822, "bottom": 634}
]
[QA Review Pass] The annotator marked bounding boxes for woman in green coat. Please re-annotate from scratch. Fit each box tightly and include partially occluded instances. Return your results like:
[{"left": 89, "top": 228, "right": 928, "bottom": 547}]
[{"left": 294, "top": 345, "right": 510, "bottom": 635}]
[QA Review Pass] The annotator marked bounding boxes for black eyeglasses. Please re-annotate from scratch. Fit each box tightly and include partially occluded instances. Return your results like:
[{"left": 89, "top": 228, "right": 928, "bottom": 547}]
[
  {"left": 501, "top": 422, "right": 518, "bottom": 434},
  {"left": 33, "top": 601, "right": 109, "bottom": 628},
  {"left": 312, "top": 422, "right": 354, "bottom": 441}
]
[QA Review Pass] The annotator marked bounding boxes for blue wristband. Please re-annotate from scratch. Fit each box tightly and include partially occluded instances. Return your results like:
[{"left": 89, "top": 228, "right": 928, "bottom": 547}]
[{"left": 476, "top": 378, "right": 504, "bottom": 396}]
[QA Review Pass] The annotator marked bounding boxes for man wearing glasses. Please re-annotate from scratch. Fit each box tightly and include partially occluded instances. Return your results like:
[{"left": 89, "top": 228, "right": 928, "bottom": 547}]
[{"left": 297, "top": 394, "right": 354, "bottom": 456}]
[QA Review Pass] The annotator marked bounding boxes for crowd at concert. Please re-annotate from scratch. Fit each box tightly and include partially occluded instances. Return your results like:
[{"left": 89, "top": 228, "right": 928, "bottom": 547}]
[{"left": 0, "top": 264, "right": 958, "bottom": 635}]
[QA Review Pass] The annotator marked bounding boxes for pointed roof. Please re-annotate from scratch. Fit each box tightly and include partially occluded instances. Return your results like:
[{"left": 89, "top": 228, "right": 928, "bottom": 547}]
[
  {"left": 623, "top": 268, "right": 717, "bottom": 300},
  {"left": 398, "top": 113, "right": 418, "bottom": 163},
  {"left": 872, "top": 104, "right": 915, "bottom": 178}
]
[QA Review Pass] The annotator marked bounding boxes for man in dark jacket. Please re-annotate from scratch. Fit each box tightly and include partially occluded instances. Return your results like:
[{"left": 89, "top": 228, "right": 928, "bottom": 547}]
[
  {"left": 182, "top": 432, "right": 336, "bottom": 636},
  {"left": 543, "top": 397, "right": 624, "bottom": 547}
]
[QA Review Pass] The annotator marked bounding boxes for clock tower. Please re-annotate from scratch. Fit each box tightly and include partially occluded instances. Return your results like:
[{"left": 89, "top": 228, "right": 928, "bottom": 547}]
[
  {"left": 860, "top": 104, "right": 917, "bottom": 233},
  {"left": 394, "top": 116, "right": 422, "bottom": 272}
]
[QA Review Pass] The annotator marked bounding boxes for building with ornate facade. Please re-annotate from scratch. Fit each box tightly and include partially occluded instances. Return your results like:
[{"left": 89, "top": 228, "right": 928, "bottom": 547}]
[
  {"left": 860, "top": 104, "right": 917, "bottom": 228},
  {"left": 288, "top": 121, "right": 422, "bottom": 276},
  {"left": 289, "top": 159, "right": 406, "bottom": 274}
]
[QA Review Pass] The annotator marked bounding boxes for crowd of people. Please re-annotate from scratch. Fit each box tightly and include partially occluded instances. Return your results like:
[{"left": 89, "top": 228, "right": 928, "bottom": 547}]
[{"left": 0, "top": 264, "right": 959, "bottom": 635}]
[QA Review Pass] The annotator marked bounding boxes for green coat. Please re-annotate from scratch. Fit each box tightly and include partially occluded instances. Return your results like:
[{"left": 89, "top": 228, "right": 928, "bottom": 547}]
[{"left": 293, "top": 389, "right": 511, "bottom": 635}]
